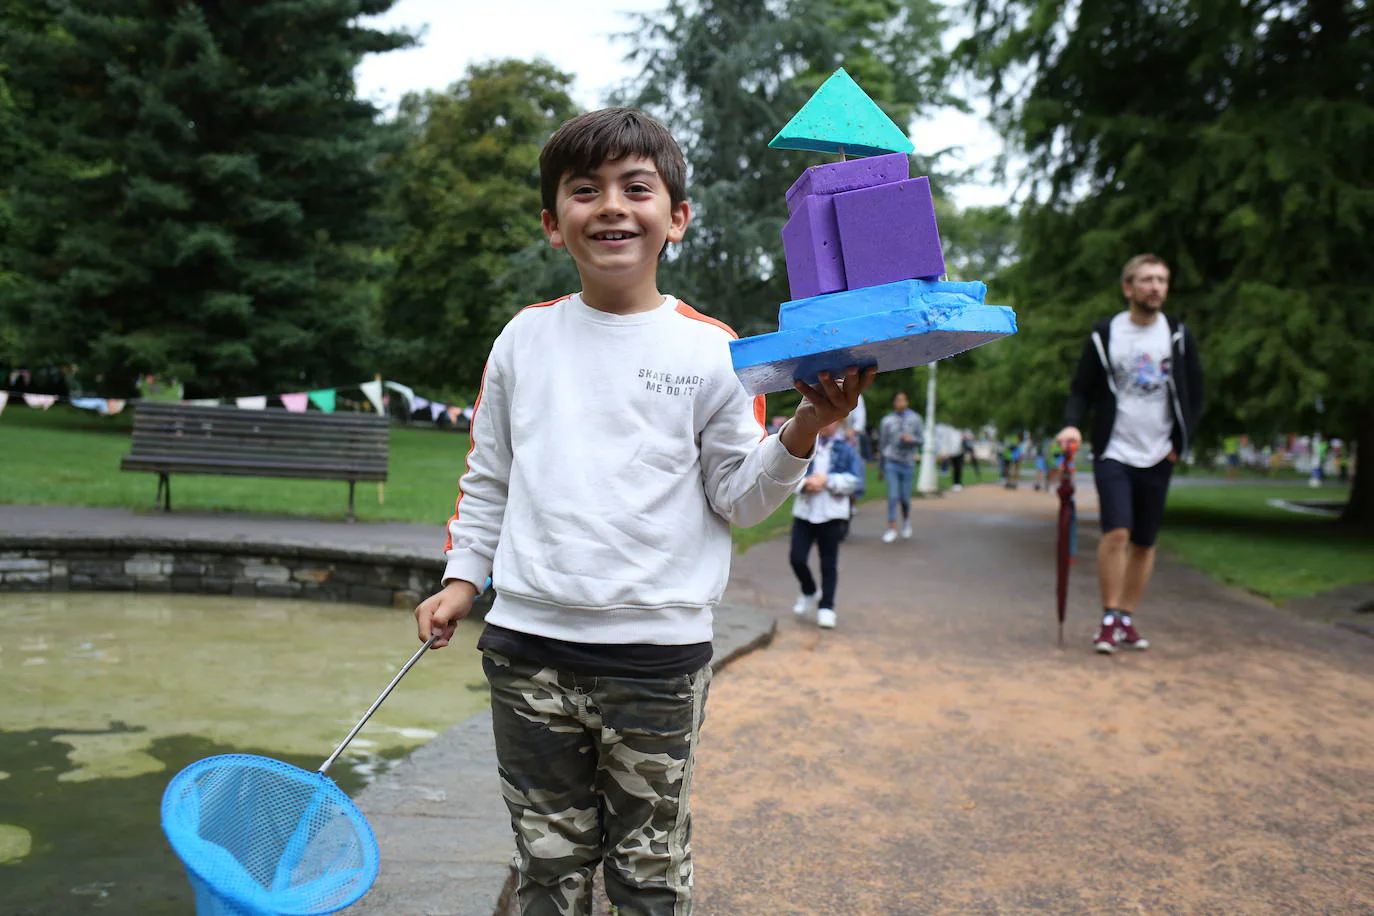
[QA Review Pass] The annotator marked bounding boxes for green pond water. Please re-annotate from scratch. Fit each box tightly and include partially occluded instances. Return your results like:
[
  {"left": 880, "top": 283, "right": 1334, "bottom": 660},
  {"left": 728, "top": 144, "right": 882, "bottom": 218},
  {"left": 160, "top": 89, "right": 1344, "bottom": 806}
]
[{"left": 0, "top": 592, "right": 489, "bottom": 916}]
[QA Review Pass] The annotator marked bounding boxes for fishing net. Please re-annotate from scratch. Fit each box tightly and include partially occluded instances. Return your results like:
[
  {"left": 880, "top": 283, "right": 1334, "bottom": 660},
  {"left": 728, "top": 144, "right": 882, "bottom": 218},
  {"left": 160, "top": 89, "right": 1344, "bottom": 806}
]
[{"left": 162, "top": 754, "right": 379, "bottom": 916}]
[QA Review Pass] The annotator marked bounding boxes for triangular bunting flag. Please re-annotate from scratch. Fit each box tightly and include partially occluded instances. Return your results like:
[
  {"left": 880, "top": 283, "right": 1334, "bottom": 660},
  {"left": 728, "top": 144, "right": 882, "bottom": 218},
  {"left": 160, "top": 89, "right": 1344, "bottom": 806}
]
[
  {"left": 413, "top": 395, "right": 430, "bottom": 414},
  {"left": 70, "top": 397, "right": 107, "bottom": 413},
  {"left": 106, "top": 399, "right": 126, "bottom": 415},
  {"left": 384, "top": 380, "right": 416, "bottom": 415},
  {"left": 768, "top": 68, "right": 914, "bottom": 157},
  {"left": 429, "top": 402, "right": 445, "bottom": 422},
  {"left": 0, "top": 392, "right": 8, "bottom": 415},
  {"left": 307, "top": 389, "right": 336, "bottom": 413},
  {"left": 281, "top": 392, "right": 309, "bottom": 413},
  {"left": 22, "top": 393, "right": 56, "bottom": 410},
  {"left": 447, "top": 405, "right": 463, "bottom": 425},
  {"left": 360, "top": 380, "right": 385, "bottom": 414},
  {"left": 236, "top": 396, "right": 267, "bottom": 410}
]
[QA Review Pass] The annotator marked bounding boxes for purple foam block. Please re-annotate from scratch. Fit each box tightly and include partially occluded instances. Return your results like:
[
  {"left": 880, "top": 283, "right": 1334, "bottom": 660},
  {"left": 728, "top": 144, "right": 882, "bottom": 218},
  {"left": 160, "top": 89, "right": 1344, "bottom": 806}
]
[
  {"left": 832, "top": 176, "right": 945, "bottom": 288},
  {"left": 781, "top": 193, "right": 846, "bottom": 301},
  {"left": 784, "top": 152, "right": 910, "bottom": 215}
]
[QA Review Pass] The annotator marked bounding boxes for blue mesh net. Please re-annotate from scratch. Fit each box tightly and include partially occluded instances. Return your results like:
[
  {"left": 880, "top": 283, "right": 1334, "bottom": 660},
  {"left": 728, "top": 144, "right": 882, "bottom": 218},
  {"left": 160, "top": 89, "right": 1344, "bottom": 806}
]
[{"left": 162, "top": 754, "right": 379, "bottom": 916}]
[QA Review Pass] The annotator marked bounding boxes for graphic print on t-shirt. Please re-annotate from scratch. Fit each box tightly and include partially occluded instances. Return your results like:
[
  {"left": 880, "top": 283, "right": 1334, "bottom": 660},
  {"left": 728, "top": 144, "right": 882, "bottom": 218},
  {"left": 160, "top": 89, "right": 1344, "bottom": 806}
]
[
  {"left": 1102, "top": 311, "right": 1175, "bottom": 469},
  {"left": 1119, "top": 349, "right": 1171, "bottom": 397}
]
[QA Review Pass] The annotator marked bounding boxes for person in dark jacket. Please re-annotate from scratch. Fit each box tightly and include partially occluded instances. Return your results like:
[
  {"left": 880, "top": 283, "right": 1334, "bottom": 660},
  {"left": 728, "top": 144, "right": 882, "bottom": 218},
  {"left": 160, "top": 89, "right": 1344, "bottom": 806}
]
[{"left": 1055, "top": 253, "right": 1204, "bottom": 655}]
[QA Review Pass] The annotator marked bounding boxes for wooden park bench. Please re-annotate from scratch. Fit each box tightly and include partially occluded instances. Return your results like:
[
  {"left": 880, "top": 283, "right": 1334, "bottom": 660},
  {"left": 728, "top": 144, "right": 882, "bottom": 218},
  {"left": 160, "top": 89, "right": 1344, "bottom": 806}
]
[{"left": 120, "top": 402, "right": 390, "bottom": 520}]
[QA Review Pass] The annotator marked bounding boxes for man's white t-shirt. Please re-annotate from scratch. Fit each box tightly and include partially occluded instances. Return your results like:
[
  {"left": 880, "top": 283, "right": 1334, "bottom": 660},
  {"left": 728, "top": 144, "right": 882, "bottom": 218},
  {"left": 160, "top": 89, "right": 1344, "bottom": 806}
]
[{"left": 1102, "top": 311, "right": 1174, "bottom": 468}]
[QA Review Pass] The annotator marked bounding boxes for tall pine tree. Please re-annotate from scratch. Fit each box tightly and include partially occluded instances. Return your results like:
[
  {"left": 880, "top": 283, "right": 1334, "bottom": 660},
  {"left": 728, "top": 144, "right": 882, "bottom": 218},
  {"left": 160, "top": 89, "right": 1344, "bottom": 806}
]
[{"left": 1, "top": 0, "right": 410, "bottom": 397}]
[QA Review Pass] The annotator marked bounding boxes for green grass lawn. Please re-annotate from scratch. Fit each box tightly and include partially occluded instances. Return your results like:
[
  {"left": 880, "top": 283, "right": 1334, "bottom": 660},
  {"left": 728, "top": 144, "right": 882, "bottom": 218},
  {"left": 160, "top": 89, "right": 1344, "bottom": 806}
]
[
  {"left": 1160, "top": 484, "right": 1373, "bottom": 603},
  {"left": 5, "top": 407, "right": 1367, "bottom": 602},
  {"left": 0, "top": 405, "right": 469, "bottom": 526},
  {"left": 2, "top": 405, "right": 968, "bottom": 548}
]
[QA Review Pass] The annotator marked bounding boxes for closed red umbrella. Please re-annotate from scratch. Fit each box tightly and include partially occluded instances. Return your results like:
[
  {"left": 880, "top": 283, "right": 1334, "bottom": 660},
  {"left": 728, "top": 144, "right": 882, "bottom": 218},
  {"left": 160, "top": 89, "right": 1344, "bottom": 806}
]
[{"left": 1055, "top": 442, "right": 1078, "bottom": 647}]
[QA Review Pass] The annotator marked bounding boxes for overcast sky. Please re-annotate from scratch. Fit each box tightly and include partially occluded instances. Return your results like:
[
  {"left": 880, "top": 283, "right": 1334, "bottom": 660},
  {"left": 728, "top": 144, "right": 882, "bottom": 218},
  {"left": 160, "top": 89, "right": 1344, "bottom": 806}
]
[{"left": 353, "top": 0, "right": 1011, "bottom": 209}]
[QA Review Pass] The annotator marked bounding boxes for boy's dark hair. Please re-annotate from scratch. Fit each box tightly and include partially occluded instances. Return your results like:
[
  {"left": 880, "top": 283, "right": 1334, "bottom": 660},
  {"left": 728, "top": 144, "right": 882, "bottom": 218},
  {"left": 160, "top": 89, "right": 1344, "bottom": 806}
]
[{"left": 539, "top": 108, "right": 688, "bottom": 214}]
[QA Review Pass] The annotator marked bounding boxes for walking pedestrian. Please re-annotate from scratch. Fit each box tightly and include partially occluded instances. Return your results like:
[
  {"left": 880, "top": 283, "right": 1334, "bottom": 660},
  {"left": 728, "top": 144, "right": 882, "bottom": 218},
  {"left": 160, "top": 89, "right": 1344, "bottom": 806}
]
[
  {"left": 878, "top": 391, "right": 923, "bottom": 543},
  {"left": 790, "top": 419, "right": 865, "bottom": 629},
  {"left": 950, "top": 429, "right": 974, "bottom": 491},
  {"left": 1056, "top": 253, "right": 1204, "bottom": 654}
]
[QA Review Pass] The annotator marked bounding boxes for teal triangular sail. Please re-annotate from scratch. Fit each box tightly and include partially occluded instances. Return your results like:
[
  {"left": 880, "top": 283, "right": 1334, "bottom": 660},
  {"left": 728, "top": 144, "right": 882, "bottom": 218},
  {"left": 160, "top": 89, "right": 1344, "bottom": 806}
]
[{"left": 768, "top": 68, "right": 914, "bottom": 157}]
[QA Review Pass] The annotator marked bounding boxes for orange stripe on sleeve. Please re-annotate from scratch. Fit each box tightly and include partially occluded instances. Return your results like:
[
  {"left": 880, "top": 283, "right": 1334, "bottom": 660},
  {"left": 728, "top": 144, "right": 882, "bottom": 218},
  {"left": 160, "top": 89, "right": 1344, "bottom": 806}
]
[{"left": 674, "top": 300, "right": 768, "bottom": 437}]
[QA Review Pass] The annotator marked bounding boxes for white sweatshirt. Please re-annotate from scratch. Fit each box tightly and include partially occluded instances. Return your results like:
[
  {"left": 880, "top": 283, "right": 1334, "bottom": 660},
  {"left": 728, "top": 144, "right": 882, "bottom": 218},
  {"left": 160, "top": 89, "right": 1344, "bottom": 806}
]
[{"left": 443, "top": 293, "right": 811, "bottom": 645}]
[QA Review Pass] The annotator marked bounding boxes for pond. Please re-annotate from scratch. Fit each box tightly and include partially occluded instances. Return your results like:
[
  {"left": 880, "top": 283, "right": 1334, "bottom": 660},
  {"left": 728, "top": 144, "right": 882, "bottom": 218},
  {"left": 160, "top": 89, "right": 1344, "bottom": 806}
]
[{"left": 0, "top": 592, "right": 489, "bottom": 915}]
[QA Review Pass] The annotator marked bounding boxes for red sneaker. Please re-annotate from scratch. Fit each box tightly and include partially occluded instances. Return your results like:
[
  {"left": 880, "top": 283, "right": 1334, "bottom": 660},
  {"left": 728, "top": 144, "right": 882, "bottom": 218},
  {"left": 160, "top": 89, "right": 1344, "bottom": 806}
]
[
  {"left": 1117, "top": 618, "right": 1150, "bottom": 650},
  {"left": 1093, "top": 618, "right": 1120, "bottom": 654}
]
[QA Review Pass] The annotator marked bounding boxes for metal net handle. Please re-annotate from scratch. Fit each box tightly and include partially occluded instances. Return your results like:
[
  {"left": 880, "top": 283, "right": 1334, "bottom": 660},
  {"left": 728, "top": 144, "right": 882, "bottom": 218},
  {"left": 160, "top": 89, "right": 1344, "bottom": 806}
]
[{"left": 318, "top": 633, "right": 440, "bottom": 774}]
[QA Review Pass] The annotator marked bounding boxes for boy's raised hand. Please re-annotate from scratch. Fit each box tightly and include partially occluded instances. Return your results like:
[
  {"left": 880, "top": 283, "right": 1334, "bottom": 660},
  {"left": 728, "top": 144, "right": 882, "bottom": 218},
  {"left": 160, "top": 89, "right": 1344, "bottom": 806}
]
[
  {"left": 414, "top": 579, "right": 479, "bottom": 649},
  {"left": 781, "top": 366, "right": 878, "bottom": 458}
]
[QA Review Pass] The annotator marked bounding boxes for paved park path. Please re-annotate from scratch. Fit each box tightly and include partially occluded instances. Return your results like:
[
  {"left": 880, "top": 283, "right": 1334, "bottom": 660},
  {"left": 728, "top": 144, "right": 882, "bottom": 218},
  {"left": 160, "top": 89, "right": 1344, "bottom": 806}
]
[{"left": 679, "top": 485, "right": 1374, "bottom": 915}]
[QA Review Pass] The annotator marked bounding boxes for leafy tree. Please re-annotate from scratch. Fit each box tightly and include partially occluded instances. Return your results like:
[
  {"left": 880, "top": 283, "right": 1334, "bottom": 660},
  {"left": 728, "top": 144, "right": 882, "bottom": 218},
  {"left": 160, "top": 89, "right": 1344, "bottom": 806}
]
[
  {"left": 963, "top": 0, "right": 1374, "bottom": 525},
  {"left": 0, "top": 1, "right": 60, "bottom": 319},
  {"left": 1, "top": 0, "right": 410, "bottom": 397},
  {"left": 620, "top": 0, "right": 960, "bottom": 334},
  {"left": 376, "top": 59, "right": 578, "bottom": 397}
]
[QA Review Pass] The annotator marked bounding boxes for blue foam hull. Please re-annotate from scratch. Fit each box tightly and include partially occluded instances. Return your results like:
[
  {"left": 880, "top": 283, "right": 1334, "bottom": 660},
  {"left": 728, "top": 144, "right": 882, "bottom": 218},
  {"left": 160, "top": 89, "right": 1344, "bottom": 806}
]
[
  {"left": 730, "top": 295, "right": 1017, "bottom": 396},
  {"left": 778, "top": 279, "right": 988, "bottom": 329}
]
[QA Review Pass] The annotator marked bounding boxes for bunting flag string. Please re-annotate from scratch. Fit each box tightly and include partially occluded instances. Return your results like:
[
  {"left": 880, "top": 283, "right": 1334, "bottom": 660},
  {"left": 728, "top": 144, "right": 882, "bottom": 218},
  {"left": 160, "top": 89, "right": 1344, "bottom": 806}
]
[{"left": 0, "top": 375, "right": 470, "bottom": 427}]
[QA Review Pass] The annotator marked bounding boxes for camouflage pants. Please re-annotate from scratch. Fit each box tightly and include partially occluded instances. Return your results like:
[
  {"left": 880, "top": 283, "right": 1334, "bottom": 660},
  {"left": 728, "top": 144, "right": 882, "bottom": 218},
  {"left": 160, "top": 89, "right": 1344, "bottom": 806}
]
[{"left": 483, "top": 651, "right": 711, "bottom": 916}]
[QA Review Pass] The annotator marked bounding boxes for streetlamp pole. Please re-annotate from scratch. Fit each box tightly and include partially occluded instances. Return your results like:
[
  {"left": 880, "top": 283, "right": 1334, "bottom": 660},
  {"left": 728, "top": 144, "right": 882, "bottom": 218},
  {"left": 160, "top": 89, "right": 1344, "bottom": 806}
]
[{"left": 917, "top": 360, "right": 940, "bottom": 495}]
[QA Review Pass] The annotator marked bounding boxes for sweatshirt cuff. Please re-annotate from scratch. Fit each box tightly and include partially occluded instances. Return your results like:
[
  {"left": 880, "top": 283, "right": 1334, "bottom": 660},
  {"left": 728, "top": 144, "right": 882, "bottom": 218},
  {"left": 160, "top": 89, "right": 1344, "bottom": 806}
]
[
  {"left": 761, "top": 432, "right": 813, "bottom": 484},
  {"left": 442, "top": 553, "right": 491, "bottom": 594}
]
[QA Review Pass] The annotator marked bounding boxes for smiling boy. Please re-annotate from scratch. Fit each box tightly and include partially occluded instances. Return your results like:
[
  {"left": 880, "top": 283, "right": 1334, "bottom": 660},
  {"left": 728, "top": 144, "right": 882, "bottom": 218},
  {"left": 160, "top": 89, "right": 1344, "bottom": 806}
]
[{"left": 414, "top": 109, "right": 873, "bottom": 915}]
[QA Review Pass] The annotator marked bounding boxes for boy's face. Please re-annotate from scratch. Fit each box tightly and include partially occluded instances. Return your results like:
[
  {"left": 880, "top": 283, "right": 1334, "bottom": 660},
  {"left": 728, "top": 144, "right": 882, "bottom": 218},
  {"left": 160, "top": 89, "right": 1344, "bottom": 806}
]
[{"left": 541, "top": 155, "right": 690, "bottom": 288}]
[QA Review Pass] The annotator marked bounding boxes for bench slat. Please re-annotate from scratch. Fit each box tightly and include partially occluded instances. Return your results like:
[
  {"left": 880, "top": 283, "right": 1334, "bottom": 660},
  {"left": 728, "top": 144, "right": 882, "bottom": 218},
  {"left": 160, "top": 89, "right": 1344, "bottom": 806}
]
[{"left": 121, "top": 404, "right": 392, "bottom": 489}]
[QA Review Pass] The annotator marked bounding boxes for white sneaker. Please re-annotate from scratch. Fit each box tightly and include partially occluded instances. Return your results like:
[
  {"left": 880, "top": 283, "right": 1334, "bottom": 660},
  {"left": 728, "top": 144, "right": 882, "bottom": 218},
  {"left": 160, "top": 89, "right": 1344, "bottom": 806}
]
[
  {"left": 951, "top": 484, "right": 963, "bottom": 492},
  {"left": 817, "top": 608, "right": 837, "bottom": 629},
  {"left": 882, "top": 528, "right": 898, "bottom": 544},
  {"left": 901, "top": 521, "right": 913, "bottom": 539},
  {"left": 792, "top": 592, "right": 820, "bottom": 616}
]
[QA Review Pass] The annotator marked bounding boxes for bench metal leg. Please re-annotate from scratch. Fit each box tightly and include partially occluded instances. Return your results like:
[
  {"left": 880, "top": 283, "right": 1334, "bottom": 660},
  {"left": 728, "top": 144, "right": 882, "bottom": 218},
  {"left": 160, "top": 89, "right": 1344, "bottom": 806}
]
[
  {"left": 155, "top": 473, "right": 172, "bottom": 512},
  {"left": 347, "top": 481, "right": 356, "bottom": 523}
]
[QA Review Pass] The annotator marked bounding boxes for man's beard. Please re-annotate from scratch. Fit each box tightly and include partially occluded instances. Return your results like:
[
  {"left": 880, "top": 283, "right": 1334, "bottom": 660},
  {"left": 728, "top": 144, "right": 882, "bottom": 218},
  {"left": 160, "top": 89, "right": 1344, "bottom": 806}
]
[{"left": 1129, "top": 295, "right": 1165, "bottom": 312}]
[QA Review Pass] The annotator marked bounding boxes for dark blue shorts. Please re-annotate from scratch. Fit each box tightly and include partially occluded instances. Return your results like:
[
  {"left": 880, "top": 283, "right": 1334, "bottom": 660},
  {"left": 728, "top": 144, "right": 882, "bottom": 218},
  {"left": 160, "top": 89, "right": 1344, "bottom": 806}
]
[{"left": 1094, "top": 457, "right": 1174, "bottom": 547}]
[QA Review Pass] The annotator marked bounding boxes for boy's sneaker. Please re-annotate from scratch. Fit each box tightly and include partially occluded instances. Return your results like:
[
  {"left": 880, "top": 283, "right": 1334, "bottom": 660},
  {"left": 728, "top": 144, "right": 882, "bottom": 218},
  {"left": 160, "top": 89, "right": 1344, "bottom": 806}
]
[
  {"left": 1093, "top": 619, "right": 1120, "bottom": 654},
  {"left": 900, "top": 521, "right": 913, "bottom": 539},
  {"left": 882, "top": 529, "right": 898, "bottom": 544},
  {"left": 792, "top": 592, "right": 820, "bottom": 617},
  {"left": 817, "top": 608, "right": 837, "bottom": 629},
  {"left": 1117, "top": 619, "right": 1150, "bottom": 650}
]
